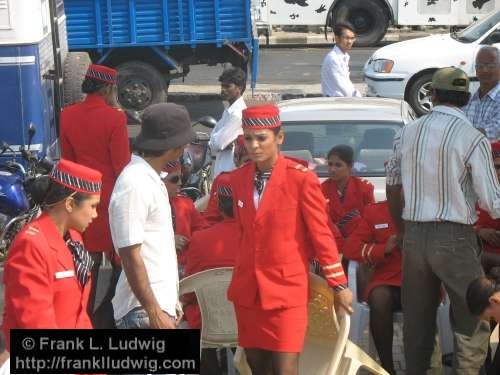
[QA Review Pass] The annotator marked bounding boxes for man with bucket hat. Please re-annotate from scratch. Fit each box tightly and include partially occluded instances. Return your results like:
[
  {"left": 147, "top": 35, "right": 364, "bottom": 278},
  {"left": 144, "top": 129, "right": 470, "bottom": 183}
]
[
  {"left": 109, "top": 103, "right": 195, "bottom": 330},
  {"left": 386, "top": 67, "right": 500, "bottom": 373}
]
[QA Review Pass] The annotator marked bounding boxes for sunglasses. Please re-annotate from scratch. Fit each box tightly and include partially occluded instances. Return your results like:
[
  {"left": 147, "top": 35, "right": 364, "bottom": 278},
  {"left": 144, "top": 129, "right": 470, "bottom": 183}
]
[
  {"left": 166, "top": 175, "right": 182, "bottom": 184},
  {"left": 494, "top": 164, "right": 500, "bottom": 170}
]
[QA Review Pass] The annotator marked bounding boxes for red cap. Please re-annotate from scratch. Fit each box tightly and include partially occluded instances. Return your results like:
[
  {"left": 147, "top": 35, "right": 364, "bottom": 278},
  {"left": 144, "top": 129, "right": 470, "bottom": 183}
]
[
  {"left": 50, "top": 159, "right": 102, "bottom": 194},
  {"left": 162, "top": 160, "right": 182, "bottom": 173},
  {"left": 492, "top": 141, "right": 500, "bottom": 158},
  {"left": 85, "top": 64, "right": 118, "bottom": 84},
  {"left": 242, "top": 105, "right": 281, "bottom": 129},
  {"left": 214, "top": 173, "right": 232, "bottom": 199}
]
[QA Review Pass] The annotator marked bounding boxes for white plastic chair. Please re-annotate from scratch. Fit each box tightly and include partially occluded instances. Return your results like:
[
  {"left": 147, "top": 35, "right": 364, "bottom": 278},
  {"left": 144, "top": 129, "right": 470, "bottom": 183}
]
[
  {"left": 347, "top": 260, "right": 454, "bottom": 359},
  {"left": 178, "top": 267, "right": 236, "bottom": 375},
  {"left": 234, "top": 272, "right": 389, "bottom": 375}
]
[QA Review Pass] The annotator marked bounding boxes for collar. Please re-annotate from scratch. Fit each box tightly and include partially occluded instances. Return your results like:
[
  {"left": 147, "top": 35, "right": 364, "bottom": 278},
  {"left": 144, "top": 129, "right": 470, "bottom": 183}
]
[
  {"left": 130, "top": 154, "right": 164, "bottom": 185},
  {"left": 84, "top": 93, "right": 108, "bottom": 105},
  {"left": 333, "top": 45, "right": 348, "bottom": 58},
  {"left": 431, "top": 105, "right": 471, "bottom": 125},
  {"left": 477, "top": 82, "right": 500, "bottom": 101},
  {"left": 227, "top": 96, "right": 246, "bottom": 113}
]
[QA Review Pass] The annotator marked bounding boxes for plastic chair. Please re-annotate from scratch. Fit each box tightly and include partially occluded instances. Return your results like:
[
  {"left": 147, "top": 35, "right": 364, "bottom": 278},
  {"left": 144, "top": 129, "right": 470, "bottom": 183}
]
[
  {"left": 234, "top": 272, "right": 389, "bottom": 375},
  {"left": 347, "top": 260, "right": 454, "bottom": 359},
  {"left": 178, "top": 267, "right": 236, "bottom": 375}
]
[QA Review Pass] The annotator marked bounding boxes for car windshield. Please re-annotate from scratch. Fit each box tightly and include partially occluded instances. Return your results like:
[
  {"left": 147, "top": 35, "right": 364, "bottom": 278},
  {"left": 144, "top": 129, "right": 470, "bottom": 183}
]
[
  {"left": 454, "top": 10, "right": 500, "bottom": 43},
  {"left": 280, "top": 121, "right": 402, "bottom": 178}
]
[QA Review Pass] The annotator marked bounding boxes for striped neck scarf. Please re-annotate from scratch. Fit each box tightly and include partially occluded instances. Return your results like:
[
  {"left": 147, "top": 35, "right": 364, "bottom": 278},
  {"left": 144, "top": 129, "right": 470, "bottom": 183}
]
[
  {"left": 64, "top": 234, "right": 93, "bottom": 287},
  {"left": 254, "top": 169, "right": 272, "bottom": 196}
]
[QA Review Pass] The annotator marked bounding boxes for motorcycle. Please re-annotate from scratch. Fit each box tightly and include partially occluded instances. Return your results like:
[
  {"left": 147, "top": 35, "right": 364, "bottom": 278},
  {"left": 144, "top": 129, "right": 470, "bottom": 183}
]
[
  {"left": 0, "top": 125, "right": 53, "bottom": 257},
  {"left": 180, "top": 116, "right": 217, "bottom": 201}
]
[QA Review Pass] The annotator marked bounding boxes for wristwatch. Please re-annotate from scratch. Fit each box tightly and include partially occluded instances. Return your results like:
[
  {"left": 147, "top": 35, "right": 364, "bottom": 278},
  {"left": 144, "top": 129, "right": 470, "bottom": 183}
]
[{"left": 333, "top": 284, "right": 348, "bottom": 293}]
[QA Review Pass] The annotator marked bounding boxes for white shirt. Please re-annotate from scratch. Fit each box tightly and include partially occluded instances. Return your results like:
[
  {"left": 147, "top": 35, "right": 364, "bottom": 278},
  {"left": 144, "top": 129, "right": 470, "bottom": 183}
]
[
  {"left": 321, "top": 45, "right": 361, "bottom": 98},
  {"left": 463, "top": 82, "right": 500, "bottom": 140},
  {"left": 109, "top": 155, "right": 178, "bottom": 320},
  {"left": 209, "top": 97, "right": 246, "bottom": 178},
  {"left": 386, "top": 105, "right": 500, "bottom": 224}
]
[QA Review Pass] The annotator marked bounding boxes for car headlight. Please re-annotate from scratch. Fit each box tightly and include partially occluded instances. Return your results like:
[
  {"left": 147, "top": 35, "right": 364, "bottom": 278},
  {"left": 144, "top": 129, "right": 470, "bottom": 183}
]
[{"left": 372, "top": 59, "right": 394, "bottom": 73}]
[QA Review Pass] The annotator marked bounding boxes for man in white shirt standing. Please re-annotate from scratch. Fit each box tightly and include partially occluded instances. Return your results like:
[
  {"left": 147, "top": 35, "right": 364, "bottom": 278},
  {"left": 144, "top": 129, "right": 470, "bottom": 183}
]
[
  {"left": 321, "top": 23, "right": 361, "bottom": 98},
  {"left": 109, "top": 103, "right": 194, "bottom": 330},
  {"left": 209, "top": 67, "right": 247, "bottom": 178}
]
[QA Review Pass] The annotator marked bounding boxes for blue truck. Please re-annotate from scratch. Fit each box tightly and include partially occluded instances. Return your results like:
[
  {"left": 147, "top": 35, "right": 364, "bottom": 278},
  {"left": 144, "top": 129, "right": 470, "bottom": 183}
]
[{"left": 63, "top": 0, "right": 260, "bottom": 110}]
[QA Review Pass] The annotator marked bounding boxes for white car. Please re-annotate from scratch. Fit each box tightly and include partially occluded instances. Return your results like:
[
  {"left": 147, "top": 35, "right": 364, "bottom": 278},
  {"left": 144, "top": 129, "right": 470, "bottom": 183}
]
[
  {"left": 278, "top": 97, "right": 415, "bottom": 201},
  {"left": 364, "top": 10, "right": 500, "bottom": 116}
]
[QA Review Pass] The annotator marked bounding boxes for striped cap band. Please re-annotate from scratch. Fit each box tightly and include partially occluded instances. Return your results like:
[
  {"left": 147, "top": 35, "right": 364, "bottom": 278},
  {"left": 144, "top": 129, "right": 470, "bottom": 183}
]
[
  {"left": 242, "top": 105, "right": 281, "bottom": 130},
  {"left": 85, "top": 64, "right": 117, "bottom": 84},
  {"left": 49, "top": 159, "right": 102, "bottom": 194},
  {"left": 242, "top": 115, "right": 281, "bottom": 129}
]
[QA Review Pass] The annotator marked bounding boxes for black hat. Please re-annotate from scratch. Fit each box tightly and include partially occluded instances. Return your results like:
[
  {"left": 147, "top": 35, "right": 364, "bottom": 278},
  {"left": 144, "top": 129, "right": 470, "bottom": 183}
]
[{"left": 134, "top": 103, "right": 195, "bottom": 151}]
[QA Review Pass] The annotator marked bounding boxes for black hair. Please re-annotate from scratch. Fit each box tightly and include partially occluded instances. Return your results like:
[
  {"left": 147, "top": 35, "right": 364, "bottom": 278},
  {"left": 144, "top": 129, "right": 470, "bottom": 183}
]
[
  {"left": 433, "top": 89, "right": 470, "bottom": 108},
  {"left": 333, "top": 23, "right": 355, "bottom": 38},
  {"left": 81, "top": 77, "right": 110, "bottom": 94},
  {"left": 466, "top": 276, "right": 498, "bottom": 316},
  {"left": 327, "top": 144, "right": 354, "bottom": 166},
  {"left": 218, "top": 196, "right": 234, "bottom": 218},
  {"left": 219, "top": 67, "right": 247, "bottom": 93},
  {"left": 133, "top": 147, "right": 167, "bottom": 158},
  {"left": 32, "top": 176, "right": 90, "bottom": 206}
]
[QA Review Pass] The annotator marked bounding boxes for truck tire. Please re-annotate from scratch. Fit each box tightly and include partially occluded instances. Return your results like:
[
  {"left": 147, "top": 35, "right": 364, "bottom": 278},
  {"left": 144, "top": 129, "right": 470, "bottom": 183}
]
[
  {"left": 333, "top": 0, "right": 389, "bottom": 47},
  {"left": 407, "top": 72, "right": 434, "bottom": 116},
  {"left": 117, "top": 61, "right": 167, "bottom": 111},
  {"left": 62, "top": 52, "right": 91, "bottom": 106}
]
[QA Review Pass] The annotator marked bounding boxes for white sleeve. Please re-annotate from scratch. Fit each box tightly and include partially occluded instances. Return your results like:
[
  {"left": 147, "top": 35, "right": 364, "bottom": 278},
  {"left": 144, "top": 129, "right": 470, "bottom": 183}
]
[
  {"left": 386, "top": 127, "right": 403, "bottom": 186},
  {"left": 325, "top": 56, "right": 358, "bottom": 97},
  {"left": 109, "top": 181, "right": 150, "bottom": 249},
  {"left": 208, "top": 113, "right": 243, "bottom": 152},
  {"left": 468, "top": 136, "right": 500, "bottom": 218}
]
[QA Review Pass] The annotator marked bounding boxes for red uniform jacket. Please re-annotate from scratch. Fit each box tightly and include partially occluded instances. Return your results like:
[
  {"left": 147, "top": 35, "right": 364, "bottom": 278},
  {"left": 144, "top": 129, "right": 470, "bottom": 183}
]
[
  {"left": 321, "top": 176, "right": 375, "bottom": 237},
  {"left": 60, "top": 94, "right": 130, "bottom": 256},
  {"left": 182, "top": 219, "right": 239, "bottom": 328},
  {"left": 203, "top": 172, "right": 230, "bottom": 225},
  {"left": 475, "top": 206, "right": 500, "bottom": 254},
  {"left": 343, "top": 201, "right": 402, "bottom": 301},
  {"left": 172, "top": 195, "right": 209, "bottom": 274},
  {"left": 2, "top": 213, "right": 92, "bottom": 350},
  {"left": 228, "top": 155, "right": 347, "bottom": 310}
]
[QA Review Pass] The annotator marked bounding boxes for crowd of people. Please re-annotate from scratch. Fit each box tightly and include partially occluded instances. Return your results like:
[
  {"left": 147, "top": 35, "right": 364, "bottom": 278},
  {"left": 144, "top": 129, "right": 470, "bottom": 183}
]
[{"left": 1, "top": 25, "right": 500, "bottom": 375}]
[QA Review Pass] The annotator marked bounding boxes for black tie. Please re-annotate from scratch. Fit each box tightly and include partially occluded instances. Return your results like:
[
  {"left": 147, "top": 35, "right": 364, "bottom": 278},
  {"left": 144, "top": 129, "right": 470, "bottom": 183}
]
[
  {"left": 254, "top": 170, "right": 272, "bottom": 196},
  {"left": 65, "top": 234, "right": 93, "bottom": 287}
]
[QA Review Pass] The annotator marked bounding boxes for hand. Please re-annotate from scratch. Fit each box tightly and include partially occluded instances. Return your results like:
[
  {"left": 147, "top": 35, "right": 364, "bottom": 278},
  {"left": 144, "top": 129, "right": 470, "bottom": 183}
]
[
  {"left": 148, "top": 308, "right": 176, "bottom": 329},
  {"left": 384, "top": 234, "right": 398, "bottom": 255},
  {"left": 334, "top": 288, "right": 353, "bottom": 317},
  {"left": 479, "top": 228, "right": 500, "bottom": 247},
  {"left": 175, "top": 235, "right": 189, "bottom": 252}
]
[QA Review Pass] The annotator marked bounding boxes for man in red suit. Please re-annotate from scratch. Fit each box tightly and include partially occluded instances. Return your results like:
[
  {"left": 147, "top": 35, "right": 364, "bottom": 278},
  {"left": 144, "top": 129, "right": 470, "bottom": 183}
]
[
  {"left": 182, "top": 181, "right": 238, "bottom": 375},
  {"left": 59, "top": 64, "right": 131, "bottom": 328},
  {"left": 161, "top": 160, "right": 208, "bottom": 278},
  {"left": 344, "top": 201, "right": 401, "bottom": 375}
]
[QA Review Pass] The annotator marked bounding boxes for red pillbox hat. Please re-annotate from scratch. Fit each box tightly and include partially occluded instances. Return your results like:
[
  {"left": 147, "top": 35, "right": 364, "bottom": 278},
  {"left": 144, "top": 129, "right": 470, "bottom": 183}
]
[
  {"left": 242, "top": 105, "right": 281, "bottom": 129},
  {"left": 50, "top": 159, "right": 102, "bottom": 194},
  {"left": 85, "top": 64, "right": 118, "bottom": 84}
]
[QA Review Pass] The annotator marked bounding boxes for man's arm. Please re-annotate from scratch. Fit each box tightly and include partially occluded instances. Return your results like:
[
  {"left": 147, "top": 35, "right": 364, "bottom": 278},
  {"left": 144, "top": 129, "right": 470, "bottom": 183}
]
[
  {"left": 386, "top": 128, "right": 404, "bottom": 239},
  {"left": 208, "top": 113, "right": 243, "bottom": 152},
  {"left": 119, "top": 244, "right": 176, "bottom": 329}
]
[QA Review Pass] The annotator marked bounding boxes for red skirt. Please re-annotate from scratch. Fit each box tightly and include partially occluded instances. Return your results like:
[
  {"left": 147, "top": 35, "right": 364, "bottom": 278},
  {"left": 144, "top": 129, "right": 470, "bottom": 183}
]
[{"left": 234, "top": 304, "right": 308, "bottom": 352}]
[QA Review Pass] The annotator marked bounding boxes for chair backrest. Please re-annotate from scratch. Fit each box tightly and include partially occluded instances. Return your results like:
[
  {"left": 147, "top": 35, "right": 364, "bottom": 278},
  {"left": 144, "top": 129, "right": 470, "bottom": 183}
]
[
  {"left": 300, "top": 273, "right": 350, "bottom": 375},
  {"left": 357, "top": 149, "right": 393, "bottom": 172},
  {"left": 282, "top": 131, "right": 314, "bottom": 152},
  {"left": 179, "top": 267, "right": 237, "bottom": 348},
  {"left": 281, "top": 149, "right": 314, "bottom": 164}
]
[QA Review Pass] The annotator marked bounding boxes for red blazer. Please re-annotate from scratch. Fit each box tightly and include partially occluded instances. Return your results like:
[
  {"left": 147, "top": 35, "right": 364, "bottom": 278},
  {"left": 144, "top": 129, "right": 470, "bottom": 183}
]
[
  {"left": 183, "top": 219, "right": 239, "bottom": 329},
  {"left": 475, "top": 206, "right": 500, "bottom": 254},
  {"left": 172, "top": 195, "right": 209, "bottom": 274},
  {"left": 321, "top": 176, "right": 375, "bottom": 237},
  {"left": 343, "top": 201, "right": 402, "bottom": 301},
  {"left": 203, "top": 172, "right": 230, "bottom": 225},
  {"left": 60, "top": 94, "right": 130, "bottom": 256},
  {"left": 228, "top": 155, "right": 347, "bottom": 310},
  {"left": 2, "top": 213, "right": 93, "bottom": 350}
]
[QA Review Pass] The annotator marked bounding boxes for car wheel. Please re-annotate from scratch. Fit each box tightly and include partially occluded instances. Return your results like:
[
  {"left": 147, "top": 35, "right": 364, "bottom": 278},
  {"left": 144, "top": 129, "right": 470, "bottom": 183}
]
[
  {"left": 62, "top": 52, "right": 91, "bottom": 106},
  {"left": 408, "top": 73, "right": 434, "bottom": 116},
  {"left": 333, "top": 0, "right": 389, "bottom": 47},
  {"left": 117, "top": 61, "right": 167, "bottom": 111}
]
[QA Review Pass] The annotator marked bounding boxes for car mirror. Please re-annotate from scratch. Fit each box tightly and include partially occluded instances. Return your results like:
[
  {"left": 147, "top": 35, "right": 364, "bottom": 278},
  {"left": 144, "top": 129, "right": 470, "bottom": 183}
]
[{"left": 484, "top": 30, "right": 500, "bottom": 45}]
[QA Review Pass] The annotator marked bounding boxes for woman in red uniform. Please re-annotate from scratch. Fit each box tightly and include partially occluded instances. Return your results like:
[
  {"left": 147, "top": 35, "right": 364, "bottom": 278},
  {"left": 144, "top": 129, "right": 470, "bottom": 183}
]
[
  {"left": 2, "top": 159, "right": 102, "bottom": 350},
  {"left": 228, "top": 105, "right": 352, "bottom": 374},
  {"left": 343, "top": 201, "right": 401, "bottom": 375},
  {"left": 161, "top": 160, "right": 208, "bottom": 278},
  {"left": 321, "top": 144, "right": 375, "bottom": 237},
  {"left": 59, "top": 64, "right": 130, "bottom": 328},
  {"left": 204, "top": 134, "right": 250, "bottom": 225}
]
